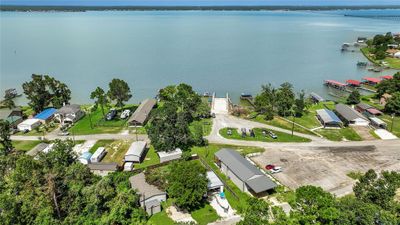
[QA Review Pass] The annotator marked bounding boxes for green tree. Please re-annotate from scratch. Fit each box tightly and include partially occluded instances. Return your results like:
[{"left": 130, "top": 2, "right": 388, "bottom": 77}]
[
  {"left": 347, "top": 90, "right": 361, "bottom": 105},
  {"left": 90, "top": 87, "right": 109, "bottom": 117},
  {"left": 147, "top": 104, "right": 193, "bottom": 152},
  {"left": 192, "top": 122, "right": 207, "bottom": 146},
  {"left": 22, "top": 74, "right": 71, "bottom": 113},
  {"left": 276, "top": 82, "right": 295, "bottom": 116},
  {"left": 108, "top": 78, "right": 132, "bottom": 108},
  {"left": 238, "top": 198, "right": 270, "bottom": 225},
  {"left": 0, "top": 120, "right": 13, "bottom": 156},
  {"left": 254, "top": 83, "right": 277, "bottom": 115},
  {"left": 167, "top": 161, "right": 208, "bottom": 211},
  {"left": 384, "top": 92, "right": 400, "bottom": 115},
  {"left": 158, "top": 83, "right": 202, "bottom": 122},
  {"left": 294, "top": 90, "right": 306, "bottom": 117}
]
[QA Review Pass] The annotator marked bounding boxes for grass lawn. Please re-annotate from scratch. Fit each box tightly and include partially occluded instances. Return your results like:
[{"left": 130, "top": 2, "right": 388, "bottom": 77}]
[
  {"left": 252, "top": 115, "right": 316, "bottom": 136},
  {"left": 384, "top": 57, "right": 400, "bottom": 69},
  {"left": 379, "top": 114, "right": 400, "bottom": 138},
  {"left": 220, "top": 127, "right": 311, "bottom": 143},
  {"left": 89, "top": 140, "right": 115, "bottom": 154},
  {"left": 135, "top": 145, "right": 160, "bottom": 169},
  {"left": 5, "top": 141, "right": 41, "bottom": 152},
  {"left": 316, "top": 127, "right": 362, "bottom": 141},
  {"left": 69, "top": 105, "right": 137, "bottom": 135},
  {"left": 190, "top": 118, "right": 213, "bottom": 136},
  {"left": 147, "top": 210, "right": 175, "bottom": 225},
  {"left": 191, "top": 203, "right": 220, "bottom": 225},
  {"left": 101, "top": 139, "right": 133, "bottom": 165},
  {"left": 15, "top": 123, "right": 59, "bottom": 136},
  {"left": 191, "top": 144, "right": 264, "bottom": 212}
]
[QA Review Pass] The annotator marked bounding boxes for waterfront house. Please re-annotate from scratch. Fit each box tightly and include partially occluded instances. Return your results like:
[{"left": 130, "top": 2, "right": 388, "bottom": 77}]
[
  {"left": 316, "top": 109, "right": 343, "bottom": 128},
  {"left": 309, "top": 92, "right": 324, "bottom": 103},
  {"left": 88, "top": 163, "right": 119, "bottom": 176},
  {"left": 0, "top": 108, "right": 23, "bottom": 127},
  {"left": 355, "top": 103, "right": 383, "bottom": 117},
  {"left": 214, "top": 148, "right": 277, "bottom": 196},
  {"left": 128, "top": 99, "right": 157, "bottom": 126},
  {"left": 17, "top": 118, "right": 41, "bottom": 131},
  {"left": 54, "top": 104, "right": 84, "bottom": 125},
  {"left": 158, "top": 148, "right": 182, "bottom": 163},
  {"left": 130, "top": 173, "right": 167, "bottom": 215},
  {"left": 124, "top": 141, "right": 147, "bottom": 163},
  {"left": 334, "top": 104, "right": 369, "bottom": 126},
  {"left": 363, "top": 77, "right": 381, "bottom": 86},
  {"left": 34, "top": 108, "right": 57, "bottom": 123}
]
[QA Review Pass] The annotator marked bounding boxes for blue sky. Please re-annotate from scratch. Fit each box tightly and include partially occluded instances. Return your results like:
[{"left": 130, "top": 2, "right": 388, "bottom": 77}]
[{"left": 1, "top": 0, "right": 400, "bottom": 6}]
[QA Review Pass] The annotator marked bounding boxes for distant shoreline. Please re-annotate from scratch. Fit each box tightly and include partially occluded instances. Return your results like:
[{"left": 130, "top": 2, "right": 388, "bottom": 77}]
[{"left": 1, "top": 5, "right": 400, "bottom": 12}]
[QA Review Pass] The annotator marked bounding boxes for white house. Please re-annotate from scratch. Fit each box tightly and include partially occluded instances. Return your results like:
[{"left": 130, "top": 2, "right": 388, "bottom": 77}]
[
  {"left": 54, "top": 104, "right": 85, "bottom": 125},
  {"left": 394, "top": 51, "right": 400, "bottom": 59},
  {"left": 124, "top": 141, "right": 147, "bottom": 163},
  {"left": 17, "top": 118, "right": 41, "bottom": 131},
  {"left": 157, "top": 148, "right": 182, "bottom": 163},
  {"left": 90, "top": 147, "right": 107, "bottom": 163}
]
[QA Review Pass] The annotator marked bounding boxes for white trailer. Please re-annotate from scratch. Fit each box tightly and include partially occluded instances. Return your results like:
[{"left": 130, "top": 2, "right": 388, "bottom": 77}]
[
  {"left": 157, "top": 148, "right": 182, "bottom": 163},
  {"left": 17, "top": 118, "right": 41, "bottom": 131},
  {"left": 90, "top": 147, "right": 107, "bottom": 163}
]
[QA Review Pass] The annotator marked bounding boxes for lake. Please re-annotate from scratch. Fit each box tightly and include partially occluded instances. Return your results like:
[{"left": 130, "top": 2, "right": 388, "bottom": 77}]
[{"left": 1, "top": 10, "right": 399, "bottom": 104}]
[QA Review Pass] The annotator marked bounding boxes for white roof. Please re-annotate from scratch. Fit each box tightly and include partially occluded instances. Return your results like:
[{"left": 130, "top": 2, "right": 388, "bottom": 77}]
[
  {"left": 374, "top": 129, "right": 398, "bottom": 140},
  {"left": 92, "top": 147, "right": 106, "bottom": 159},
  {"left": 207, "top": 171, "right": 224, "bottom": 190},
  {"left": 20, "top": 118, "right": 41, "bottom": 125},
  {"left": 370, "top": 117, "right": 386, "bottom": 125},
  {"left": 125, "top": 141, "right": 147, "bottom": 157},
  {"left": 157, "top": 148, "right": 182, "bottom": 157}
]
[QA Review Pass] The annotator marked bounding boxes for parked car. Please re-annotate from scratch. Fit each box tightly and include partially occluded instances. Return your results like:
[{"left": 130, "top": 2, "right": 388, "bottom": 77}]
[
  {"left": 249, "top": 129, "right": 255, "bottom": 137},
  {"left": 120, "top": 109, "right": 131, "bottom": 119},
  {"left": 227, "top": 129, "right": 232, "bottom": 136},
  {"left": 211, "top": 113, "right": 216, "bottom": 118},
  {"left": 268, "top": 130, "right": 278, "bottom": 139},
  {"left": 241, "top": 128, "right": 247, "bottom": 137},
  {"left": 106, "top": 109, "right": 117, "bottom": 121},
  {"left": 265, "top": 164, "right": 282, "bottom": 173},
  {"left": 59, "top": 131, "right": 70, "bottom": 136}
]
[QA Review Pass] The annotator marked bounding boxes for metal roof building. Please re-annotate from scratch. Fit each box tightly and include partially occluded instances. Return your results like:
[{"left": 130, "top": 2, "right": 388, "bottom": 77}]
[
  {"left": 207, "top": 171, "right": 224, "bottom": 191},
  {"left": 310, "top": 92, "right": 324, "bottom": 103},
  {"left": 88, "top": 163, "right": 119, "bottom": 176},
  {"left": 124, "top": 141, "right": 147, "bottom": 163},
  {"left": 316, "top": 109, "right": 342, "bottom": 127},
  {"left": 34, "top": 108, "right": 57, "bottom": 122},
  {"left": 335, "top": 104, "right": 369, "bottom": 126},
  {"left": 214, "top": 149, "right": 276, "bottom": 195},
  {"left": 128, "top": 99, "right": 157, "bottom": 126}
]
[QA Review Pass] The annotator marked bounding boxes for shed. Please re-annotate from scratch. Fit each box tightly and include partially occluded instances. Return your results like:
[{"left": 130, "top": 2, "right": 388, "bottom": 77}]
[
  {"left": 310, "top": 92, "right": 324, "bottom": 103},
  {"left": 130, "top": 173, "right": 167, "bottom": 215},
  {"left": 128, "top": 99, "right": 157, "bottom": 126},
  {"left": 79, "top": 152, "right": 92, "bottom": 165},
  {"left": 316, "top": 109, "right": 343, "bottom": 128},
  {"left": 124, "top": 162, "right": 134, "bottom": 171},
  {"left": 88, "top": 163, "right": 119, "bottom": 176},
  {"left": 17, "top": 118, "right": 41, "bottom": 131},
  {"left": 207, "top": 171, "right": 224, "bottom": 191},
  {"left": 214, "top": 149, "right": 277, "bottom": 195},
  {"left": 124, "top": 141, "right": 147, "bottom": 163},
  {"left": 90, "top": 147, "right": 107, "bottom": 163},
  {"left": 370, "top": 117, "right": 387, "bottom": 129},
  {"left": 157, "top": 148, "right": 182, "bottom": 163},
  {"left": 34, "top": 108, "right": 57, "bottom": 123},
  {"left": 335, "top": 104, "right": 369, "bottom": 126}
]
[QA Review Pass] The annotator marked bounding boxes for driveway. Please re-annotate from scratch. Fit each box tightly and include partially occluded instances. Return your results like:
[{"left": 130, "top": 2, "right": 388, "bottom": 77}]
[{"left": 251, "top": 143, "right": 400, "bottom": 197}]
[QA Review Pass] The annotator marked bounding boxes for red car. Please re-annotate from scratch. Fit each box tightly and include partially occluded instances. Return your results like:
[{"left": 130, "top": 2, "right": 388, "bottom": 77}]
[{"left": 265, "top": 164, "right": 276, "bottom": 170}]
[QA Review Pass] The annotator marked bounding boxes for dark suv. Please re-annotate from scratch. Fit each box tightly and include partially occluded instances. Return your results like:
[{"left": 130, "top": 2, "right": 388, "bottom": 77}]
[{"left": 106, "top": 109, "right": 117, "bottom": 121}]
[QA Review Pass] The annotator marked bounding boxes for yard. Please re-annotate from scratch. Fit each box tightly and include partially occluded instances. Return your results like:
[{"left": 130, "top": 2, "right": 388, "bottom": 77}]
[
  {"left": 191, "top": 144, "right": 265, "bottom": 212},
  {"left": 1, "top": 141, "right": 41, "bottom": 152},
  {"left": 190, "top": 203, "right": 220, "bottom": 225},
  {"left": 100, "top": 139, "right": 133, "bottom": 166},
  {"left": 219, "top": 127, "right": 311, "bottom": 143},
  {"left": 135, "top": 145, "right": 160, "bottom": 169},
  {"left": 89, "top": 139, "right": 115, "bottom": 153},
  {"left": 190, "top": 118, "right": 213, "bottom": 136},
  {"left": 252, "top": 115, "right": 316, "bottom": 136},
  {"left": 69, "top": 105, "right": 137, "bottom": 135},
  {"left": 316, "top": 127, "right": 362, "bottom": 141}
]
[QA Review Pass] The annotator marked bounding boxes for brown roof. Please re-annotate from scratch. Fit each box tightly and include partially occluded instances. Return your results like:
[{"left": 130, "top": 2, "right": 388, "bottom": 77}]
[{"left": 128, "top": 99, "right": 157, "bottom": 125}]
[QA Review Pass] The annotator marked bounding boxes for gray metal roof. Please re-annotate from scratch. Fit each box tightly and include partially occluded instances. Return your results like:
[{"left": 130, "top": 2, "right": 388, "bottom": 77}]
[
  {"left": 128, "top": 99, "right": 157, "bottom": 125},
  {"left": 56, "top": 104, "right": 81, "bottom": 115},
  {"left": 310, "top": 92, "right": 324, "bottom": 102},
  {"left": 130, "top": 173, "right": 166, "bottom": 201},
  {"left": 88, "top": 162, "right": 119, "bottom": 171},
  {"left": 125, "top": 141, "right": 147, "bottom": 158},
  {"left": 356, "top": 103, "right": 372, "bottom": 110},
  {"left": 215, "top": 149, "right": 276, "bottom": 193},
  {"left": 26, "top": 143, "right": 48, "bottom": 157},
  {"left": 207, "top": 171, "right": 224, "bottom": 190},
  {"left": 335, "top": 104, "right": 368, "bottom": 122},
  {"left": 246, "top": 176, "right": 277, "bottom": 193},
  {"left": 316, "top": 109, "right": 342, "bottom": 124}
]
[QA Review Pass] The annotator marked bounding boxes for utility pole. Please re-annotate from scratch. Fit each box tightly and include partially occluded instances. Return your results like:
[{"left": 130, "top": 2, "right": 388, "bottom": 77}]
[{"left": 391, "top": 114, "right": 395, "bottom": 132}]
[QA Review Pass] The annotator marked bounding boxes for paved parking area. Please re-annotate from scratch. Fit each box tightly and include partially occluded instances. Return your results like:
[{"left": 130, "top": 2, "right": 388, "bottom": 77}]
[{"left": 251, "top": 144, "right": 400, "bottom": 197}]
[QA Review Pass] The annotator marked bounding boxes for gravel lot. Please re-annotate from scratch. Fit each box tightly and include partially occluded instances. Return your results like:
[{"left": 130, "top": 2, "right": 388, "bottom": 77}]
[{"left": 251, "top": 144, "right": 400, "bottom": 197}]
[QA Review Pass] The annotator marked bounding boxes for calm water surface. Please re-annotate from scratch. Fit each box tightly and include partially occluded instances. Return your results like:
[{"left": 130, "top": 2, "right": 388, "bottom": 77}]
[{"left": 1, "top": 10, "right": 399, "bottom": 104}]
